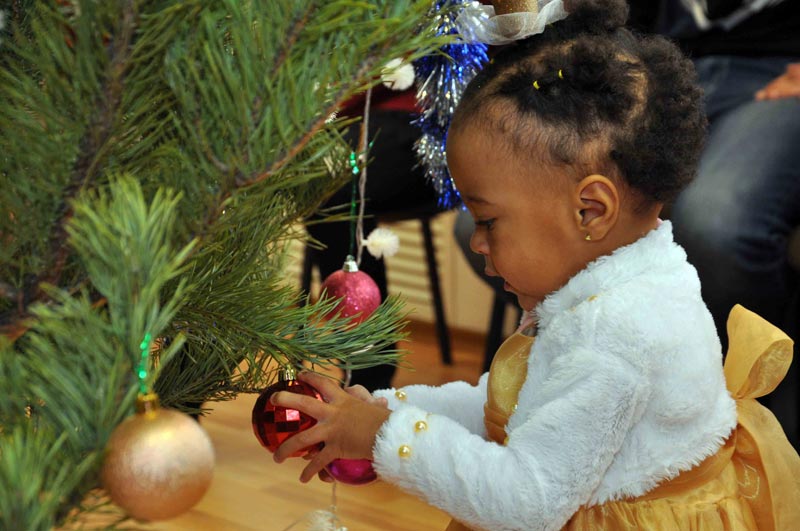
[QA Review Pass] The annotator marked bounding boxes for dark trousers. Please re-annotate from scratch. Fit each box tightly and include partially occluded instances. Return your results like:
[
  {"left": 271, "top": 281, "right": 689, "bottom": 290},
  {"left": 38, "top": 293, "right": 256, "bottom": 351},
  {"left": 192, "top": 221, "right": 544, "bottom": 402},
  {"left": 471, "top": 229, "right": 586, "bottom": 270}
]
[{"left": 670, "top": 55, "right": 800, "bottom": 447}]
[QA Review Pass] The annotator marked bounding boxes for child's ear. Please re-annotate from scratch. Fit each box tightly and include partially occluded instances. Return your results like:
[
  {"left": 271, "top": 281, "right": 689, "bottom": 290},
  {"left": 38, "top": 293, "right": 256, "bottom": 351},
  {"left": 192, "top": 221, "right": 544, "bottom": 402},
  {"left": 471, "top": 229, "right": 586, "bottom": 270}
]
[{"left": 571, "top": 174, "right": 619, "bottom": 241}]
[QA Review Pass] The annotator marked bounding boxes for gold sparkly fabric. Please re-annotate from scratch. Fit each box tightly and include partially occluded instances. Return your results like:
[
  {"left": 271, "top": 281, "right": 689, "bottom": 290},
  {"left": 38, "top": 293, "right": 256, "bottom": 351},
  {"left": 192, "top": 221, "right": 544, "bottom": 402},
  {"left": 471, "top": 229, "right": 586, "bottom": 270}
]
[
  {"left": 448, "top": 305, "right": 800, "bottom": 531},
  {"left": 492, "top": 0, "right": 539, "bottom": 16},
  {"left": 447, "top": 331, "right": 534, "bottom": 531},
  {"left": 483, "top": 331, "right": 534, "bottom": 446}
]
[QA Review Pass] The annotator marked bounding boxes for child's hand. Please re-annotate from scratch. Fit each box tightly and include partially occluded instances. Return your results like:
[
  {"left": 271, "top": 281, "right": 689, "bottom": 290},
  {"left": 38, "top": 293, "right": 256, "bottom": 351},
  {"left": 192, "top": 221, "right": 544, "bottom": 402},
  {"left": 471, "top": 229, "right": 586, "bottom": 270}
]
[
  {"left": 299, "top": 383, "right": 387, "bottom": 484},
  {"left": 271, "top": 372, "right": 391, "bottom": 483},
  {"left": 301, "top": 448, "right": 334, "bottom": 483},
  {"left": 344, "top": 383, "right": 389, "bottom": 409}
]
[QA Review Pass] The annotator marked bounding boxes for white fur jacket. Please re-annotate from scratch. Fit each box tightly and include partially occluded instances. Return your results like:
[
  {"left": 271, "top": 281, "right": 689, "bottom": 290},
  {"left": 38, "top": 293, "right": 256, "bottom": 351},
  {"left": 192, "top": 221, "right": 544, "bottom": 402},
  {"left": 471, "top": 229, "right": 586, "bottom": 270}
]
[{"left": 372, "top": 221, "right": 737, "bottom": 531}]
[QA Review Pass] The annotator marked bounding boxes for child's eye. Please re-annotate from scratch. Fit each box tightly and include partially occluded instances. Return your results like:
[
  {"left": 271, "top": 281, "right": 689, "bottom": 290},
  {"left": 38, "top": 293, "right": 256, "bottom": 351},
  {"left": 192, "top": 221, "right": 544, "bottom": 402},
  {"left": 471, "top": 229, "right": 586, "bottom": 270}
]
[{"left": 475, "top": 218, "right": 496, "bottom": 230}]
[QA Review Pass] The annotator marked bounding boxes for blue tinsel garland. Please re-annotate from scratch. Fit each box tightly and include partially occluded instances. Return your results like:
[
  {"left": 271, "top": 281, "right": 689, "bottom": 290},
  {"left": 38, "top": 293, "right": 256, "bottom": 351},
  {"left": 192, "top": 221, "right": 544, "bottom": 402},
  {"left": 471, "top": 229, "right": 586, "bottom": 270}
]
[{"left": 413, "top": 0, "right": 488, "bottom": 209}]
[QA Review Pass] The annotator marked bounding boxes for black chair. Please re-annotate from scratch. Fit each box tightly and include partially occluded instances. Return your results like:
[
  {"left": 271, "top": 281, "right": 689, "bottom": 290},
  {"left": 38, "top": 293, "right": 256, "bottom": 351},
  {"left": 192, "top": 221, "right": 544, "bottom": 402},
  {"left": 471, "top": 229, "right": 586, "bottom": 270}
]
[{"left": 301, "top": 204, "right": 453, "bottom": 366}]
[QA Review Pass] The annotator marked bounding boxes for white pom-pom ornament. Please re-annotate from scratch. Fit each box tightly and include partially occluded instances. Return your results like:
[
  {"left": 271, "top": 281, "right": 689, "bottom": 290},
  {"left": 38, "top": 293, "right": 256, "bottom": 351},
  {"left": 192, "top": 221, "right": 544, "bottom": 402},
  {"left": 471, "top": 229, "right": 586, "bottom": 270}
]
[
  {"left": 364, "top": 227, "right": 400, "bottom": 259},
  {"left": 380, "top": 58, "right": 415, "bottom": 91}
]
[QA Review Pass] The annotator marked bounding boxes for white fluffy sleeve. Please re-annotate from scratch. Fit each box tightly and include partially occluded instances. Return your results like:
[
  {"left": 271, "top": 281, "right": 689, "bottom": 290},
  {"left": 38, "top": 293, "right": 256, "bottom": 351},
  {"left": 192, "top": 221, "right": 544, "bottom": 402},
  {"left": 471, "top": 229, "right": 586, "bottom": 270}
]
[
  {"left": 372, "top": 352, "right": 646, "bottom": 531},
  {"left": 373, "top": 372, "right": 489, "bottom": 436}
]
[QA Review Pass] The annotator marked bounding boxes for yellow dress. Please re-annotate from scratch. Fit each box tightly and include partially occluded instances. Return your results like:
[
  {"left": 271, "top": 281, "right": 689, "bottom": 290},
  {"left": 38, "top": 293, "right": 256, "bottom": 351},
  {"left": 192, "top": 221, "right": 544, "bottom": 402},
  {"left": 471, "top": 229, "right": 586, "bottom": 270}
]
[{"left": 447, "top": 305, "right": 800, "bottom": 531}]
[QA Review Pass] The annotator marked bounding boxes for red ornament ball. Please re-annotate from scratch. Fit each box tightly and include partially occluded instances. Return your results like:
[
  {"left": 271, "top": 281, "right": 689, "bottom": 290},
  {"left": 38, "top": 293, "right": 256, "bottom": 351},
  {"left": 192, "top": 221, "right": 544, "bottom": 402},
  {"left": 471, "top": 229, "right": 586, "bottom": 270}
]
[
  {"left": 252, "top": 367, "right": 322, "bottom": 458},
  {"left": 326, "top": 458, "right": 377, "bottom": 485},
  {"left": 319, "top": 256, "right": 381, "bottom": 325}
]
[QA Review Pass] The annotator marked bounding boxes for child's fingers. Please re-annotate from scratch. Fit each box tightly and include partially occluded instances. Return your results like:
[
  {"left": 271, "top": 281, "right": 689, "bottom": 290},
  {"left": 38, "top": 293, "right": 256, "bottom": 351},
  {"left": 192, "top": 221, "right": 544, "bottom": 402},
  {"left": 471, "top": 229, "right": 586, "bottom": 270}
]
[
  {"left": 300, "top": 447, "right": 337, "bottom": 483},
  {"left": 301, "top": 448, "right": 334, "bottom": 483},
  {"left": 345, "top": 385, "right": 389, "bottom": 408},
  {"left": 273, "top": 425, "right": 326, "bottom": 463},
  {"left": 301, "top": 447, "right": 348, "bottom": 485},
  {"left": 271, "top": 390, "right": 328, "bottom": 419},
  {"left": 344, "top": 384, "right": 372, "bottom": 402},
  {"left": 298, "top": 371, "right": 345, "bottom": 401},
  {"left": 302, "top": 447, "right": 320, "bottom": 461}
]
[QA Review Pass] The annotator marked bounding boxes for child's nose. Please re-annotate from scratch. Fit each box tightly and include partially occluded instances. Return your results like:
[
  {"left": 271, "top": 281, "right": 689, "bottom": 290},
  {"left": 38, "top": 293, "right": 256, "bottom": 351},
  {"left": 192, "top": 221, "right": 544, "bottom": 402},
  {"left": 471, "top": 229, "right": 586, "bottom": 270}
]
[{"left": 470, "top": 230, "right": 489, "bottom": 256}]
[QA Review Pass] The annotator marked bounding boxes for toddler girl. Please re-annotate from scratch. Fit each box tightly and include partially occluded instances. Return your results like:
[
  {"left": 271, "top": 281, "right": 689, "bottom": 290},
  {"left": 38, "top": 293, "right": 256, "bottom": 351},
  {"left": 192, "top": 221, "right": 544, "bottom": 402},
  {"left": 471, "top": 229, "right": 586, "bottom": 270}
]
[{"left": 272, "top": 1, "right": 800, "bottom": 529}]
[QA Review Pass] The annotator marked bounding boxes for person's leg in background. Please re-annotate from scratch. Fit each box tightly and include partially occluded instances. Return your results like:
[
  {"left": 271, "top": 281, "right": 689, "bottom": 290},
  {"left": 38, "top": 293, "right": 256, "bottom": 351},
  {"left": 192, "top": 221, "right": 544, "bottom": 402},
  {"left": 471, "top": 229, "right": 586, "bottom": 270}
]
[
  {"left": 306, "top": 111, "right": 438, "bottom": 392},
  {"left": 670, "top": 56, "right": 800, "bottom": 448}
]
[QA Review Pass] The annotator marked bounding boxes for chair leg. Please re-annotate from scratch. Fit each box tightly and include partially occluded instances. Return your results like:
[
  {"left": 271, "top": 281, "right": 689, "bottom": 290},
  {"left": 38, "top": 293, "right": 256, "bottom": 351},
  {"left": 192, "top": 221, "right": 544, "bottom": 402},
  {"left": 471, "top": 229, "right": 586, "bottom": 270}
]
[
  {"left": 421, "top": 218, "right": 452, "bottom": 365},
  {"left": 484, "top": 295, "right": 507, "bottom": 373}
]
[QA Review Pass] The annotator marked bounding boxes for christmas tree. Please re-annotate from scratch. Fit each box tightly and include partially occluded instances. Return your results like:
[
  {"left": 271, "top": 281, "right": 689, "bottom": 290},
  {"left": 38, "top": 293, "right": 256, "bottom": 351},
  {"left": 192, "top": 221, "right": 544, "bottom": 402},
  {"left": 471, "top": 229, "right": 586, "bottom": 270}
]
[{"left": 0, "top": 1, "right": 447, "bottom": 528}]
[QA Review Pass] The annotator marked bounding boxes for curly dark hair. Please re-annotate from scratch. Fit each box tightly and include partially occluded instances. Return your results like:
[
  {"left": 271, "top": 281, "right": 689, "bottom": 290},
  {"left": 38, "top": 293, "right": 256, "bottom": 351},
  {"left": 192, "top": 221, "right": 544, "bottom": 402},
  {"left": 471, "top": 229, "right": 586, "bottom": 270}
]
[{"left": 451, "top": 0, "right": 707, "bottom": 204}]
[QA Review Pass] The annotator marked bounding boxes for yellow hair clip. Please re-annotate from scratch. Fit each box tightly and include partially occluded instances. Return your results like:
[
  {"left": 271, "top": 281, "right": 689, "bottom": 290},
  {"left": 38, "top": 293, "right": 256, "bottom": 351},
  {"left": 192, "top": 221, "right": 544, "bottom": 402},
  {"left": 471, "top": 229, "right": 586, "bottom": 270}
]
[
  {"left": 558, "top": 69, "right": 564, "bottom": 79},
  {"left": 533, "top": 80, "right": 541, "bottom": 90}
]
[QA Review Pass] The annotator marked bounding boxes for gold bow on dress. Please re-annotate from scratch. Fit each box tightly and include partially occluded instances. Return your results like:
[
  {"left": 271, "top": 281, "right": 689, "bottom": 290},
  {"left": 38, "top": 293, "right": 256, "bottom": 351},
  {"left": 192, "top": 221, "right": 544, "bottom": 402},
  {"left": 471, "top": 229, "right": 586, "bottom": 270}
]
[{"left": 722, "top": 305, "right": 800, "bottom": 531}]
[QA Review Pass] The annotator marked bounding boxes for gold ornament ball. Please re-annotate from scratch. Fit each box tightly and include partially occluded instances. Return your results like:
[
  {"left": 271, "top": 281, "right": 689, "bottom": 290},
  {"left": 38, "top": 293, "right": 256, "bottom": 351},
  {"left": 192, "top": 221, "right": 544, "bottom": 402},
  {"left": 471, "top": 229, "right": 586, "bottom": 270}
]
[{"left": 101, "top": 405, "right": 215, "bottom": 521}]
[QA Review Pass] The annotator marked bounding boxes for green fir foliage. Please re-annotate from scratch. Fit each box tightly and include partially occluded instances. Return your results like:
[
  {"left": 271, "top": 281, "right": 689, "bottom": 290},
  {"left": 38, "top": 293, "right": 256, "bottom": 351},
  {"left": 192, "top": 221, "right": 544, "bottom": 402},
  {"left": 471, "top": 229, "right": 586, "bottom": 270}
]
[{"left": 0, "top": 0, "right": 449, "bottom": 527}]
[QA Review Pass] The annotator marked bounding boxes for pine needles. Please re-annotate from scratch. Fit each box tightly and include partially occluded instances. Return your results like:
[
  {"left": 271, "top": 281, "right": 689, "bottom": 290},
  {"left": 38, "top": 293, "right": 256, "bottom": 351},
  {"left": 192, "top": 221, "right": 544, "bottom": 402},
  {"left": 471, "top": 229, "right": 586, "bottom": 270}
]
[{"left": 0, "top": 0, "right": 451, "bottom": 527}]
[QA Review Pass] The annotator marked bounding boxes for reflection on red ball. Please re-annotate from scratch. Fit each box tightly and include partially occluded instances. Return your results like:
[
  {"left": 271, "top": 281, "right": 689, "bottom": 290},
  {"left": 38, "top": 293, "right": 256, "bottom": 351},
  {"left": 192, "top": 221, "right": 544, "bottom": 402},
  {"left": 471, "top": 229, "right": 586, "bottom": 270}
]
[{"left": 252, "top": 379, "right": 322, "bottom": 458}]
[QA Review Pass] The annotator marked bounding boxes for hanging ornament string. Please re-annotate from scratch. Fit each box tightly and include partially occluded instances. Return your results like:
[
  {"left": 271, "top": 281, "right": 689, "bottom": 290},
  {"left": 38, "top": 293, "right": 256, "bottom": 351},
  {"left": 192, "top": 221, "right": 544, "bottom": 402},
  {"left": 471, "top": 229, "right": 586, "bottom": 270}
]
[
  {"left": 345, "top": 85, "right": 400, "bottom": 263},
  {"left": 347, "top": 152, "right": 359, "bottom": 259},
  {"left": 346, "top": 87, "right": 372, "bottom": 266},
  {"left": 137, "top": 332, "right": 153, "bottom": 395},
  {"left": 345, "top": 85, "right": 373, "bottom": 394},
  {"left": 279, "top": 91, "right": 376, "bottom": 531},
  {"left": 355, "top": 87, "right": 372, "bottom": 266}
]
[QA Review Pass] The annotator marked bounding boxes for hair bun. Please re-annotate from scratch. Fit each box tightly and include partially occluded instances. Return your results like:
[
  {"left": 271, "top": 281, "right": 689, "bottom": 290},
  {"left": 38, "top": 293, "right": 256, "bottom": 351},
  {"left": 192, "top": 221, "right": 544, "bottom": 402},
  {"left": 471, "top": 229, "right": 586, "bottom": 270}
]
[{"left": 561, "top": 0, "right": 629, "bottom": 33}]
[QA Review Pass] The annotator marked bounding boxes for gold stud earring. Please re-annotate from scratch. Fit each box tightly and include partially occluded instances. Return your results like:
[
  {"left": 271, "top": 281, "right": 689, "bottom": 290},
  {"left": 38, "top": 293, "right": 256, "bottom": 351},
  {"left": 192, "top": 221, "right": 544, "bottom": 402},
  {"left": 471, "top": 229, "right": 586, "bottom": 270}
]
[{"left": 585, "top": 233, "right": 592, "bottom": 241}]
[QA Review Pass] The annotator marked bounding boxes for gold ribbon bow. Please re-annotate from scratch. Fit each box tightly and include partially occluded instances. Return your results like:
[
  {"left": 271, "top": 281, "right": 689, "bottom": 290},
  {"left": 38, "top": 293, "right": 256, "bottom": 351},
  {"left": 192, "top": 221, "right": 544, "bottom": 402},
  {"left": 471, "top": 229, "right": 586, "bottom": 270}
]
[{"left": 723, "top": 304, "right": 800, "bottom": 531}]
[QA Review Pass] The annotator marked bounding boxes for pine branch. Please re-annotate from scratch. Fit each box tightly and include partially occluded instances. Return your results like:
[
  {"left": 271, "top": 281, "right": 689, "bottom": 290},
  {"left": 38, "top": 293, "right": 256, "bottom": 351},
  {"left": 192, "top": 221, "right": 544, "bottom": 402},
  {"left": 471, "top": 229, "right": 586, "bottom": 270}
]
[
  {"left": 0, "top": 2, "right": 456, "bottom": 525},
  {"left": 0, "top": 423, "right": 99, "bottom": 531},
  {"left": 38, "top": 0, "right": 136, "bottom": 290},
  {"left": 236, "top": 21, "right": 400, "bottom": 188},
  {"left": 271, "top": 3, "right": 316, "bottom": 88},
  {"left": 2, "top": 1, "right": 138, "bottom": 327},
  {"left": 0, "top": 177, "right": 194, "bottom": 529},
  {"left": 235, "top": 82, "right": 359, "bottom": 188}
]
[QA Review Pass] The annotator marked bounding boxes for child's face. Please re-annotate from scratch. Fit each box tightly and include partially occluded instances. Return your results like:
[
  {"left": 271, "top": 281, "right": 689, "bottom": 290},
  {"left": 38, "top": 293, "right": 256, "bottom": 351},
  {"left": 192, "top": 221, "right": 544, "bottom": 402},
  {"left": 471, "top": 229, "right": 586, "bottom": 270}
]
[{"left": 447, "top": 124, "right": 589, "bottom": 311}]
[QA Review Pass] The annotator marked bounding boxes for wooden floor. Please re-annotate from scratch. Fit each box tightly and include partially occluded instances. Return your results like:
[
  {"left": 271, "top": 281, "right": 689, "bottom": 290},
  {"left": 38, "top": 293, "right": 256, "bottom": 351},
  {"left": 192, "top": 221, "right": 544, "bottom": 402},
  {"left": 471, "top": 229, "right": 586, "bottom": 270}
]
[{"left": 145, "top": 322, "right": 486, "bottom": 531}]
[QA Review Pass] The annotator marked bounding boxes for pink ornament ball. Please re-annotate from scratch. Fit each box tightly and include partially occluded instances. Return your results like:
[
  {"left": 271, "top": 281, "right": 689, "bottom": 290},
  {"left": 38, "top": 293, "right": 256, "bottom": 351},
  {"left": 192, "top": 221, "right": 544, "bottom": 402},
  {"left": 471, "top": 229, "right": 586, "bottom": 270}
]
[
  {"left": 326, "top": 458, "right": 378, "bottom": 485},
  {"left": 319, "top": 261, "right": 381, "bottom": 325}
]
